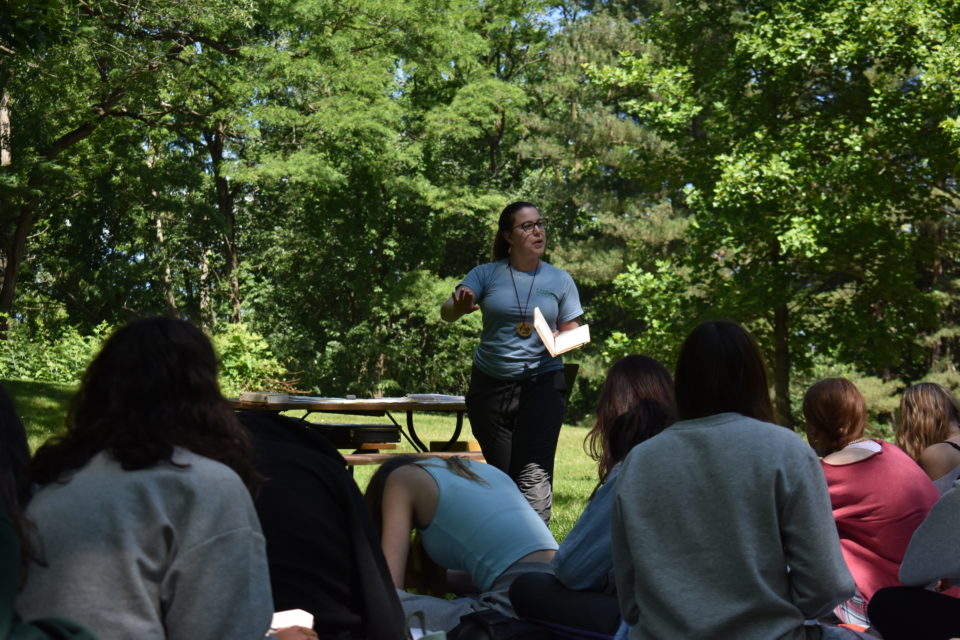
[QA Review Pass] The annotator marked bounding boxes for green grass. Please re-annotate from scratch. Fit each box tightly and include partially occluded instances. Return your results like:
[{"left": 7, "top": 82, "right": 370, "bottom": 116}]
[
  {"left": 4, "top": 379, "right": 76, "bottom": 451},
  {"left": 6, "top": 380, "right": 597, "bottom": 542}
]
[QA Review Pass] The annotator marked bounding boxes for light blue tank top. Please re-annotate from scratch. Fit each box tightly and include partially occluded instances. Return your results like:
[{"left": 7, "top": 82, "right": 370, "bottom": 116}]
[{"left": 415, "top": 458, "right": 557, "bottom": 591}]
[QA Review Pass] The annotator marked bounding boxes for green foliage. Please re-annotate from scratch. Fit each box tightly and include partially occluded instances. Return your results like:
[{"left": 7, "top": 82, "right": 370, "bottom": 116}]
[
  {"left": 210, "top": 323, "right": 290, "bottom": 397},
  {"left": 0, "top": 318, "right": 108, "bottom": 384}
]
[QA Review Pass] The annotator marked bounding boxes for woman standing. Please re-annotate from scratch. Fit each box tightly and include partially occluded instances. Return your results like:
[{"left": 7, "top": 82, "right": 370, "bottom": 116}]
[
  {"left": 441, "top": 201, "right": 582, "bottom": 523},
  {"left": 895, "top": 382, "right": 960, "bottom": 493}
]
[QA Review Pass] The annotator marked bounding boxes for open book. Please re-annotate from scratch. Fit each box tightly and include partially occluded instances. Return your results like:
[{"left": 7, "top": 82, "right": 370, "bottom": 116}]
[{"left": 534, "top": 307, "right": 590, "bottom": 357}]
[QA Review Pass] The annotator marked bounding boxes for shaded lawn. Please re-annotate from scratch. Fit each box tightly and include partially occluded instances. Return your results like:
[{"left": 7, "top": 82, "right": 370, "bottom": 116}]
[{"left": 4, "top": 379, "right": 76, "bottom": 451}]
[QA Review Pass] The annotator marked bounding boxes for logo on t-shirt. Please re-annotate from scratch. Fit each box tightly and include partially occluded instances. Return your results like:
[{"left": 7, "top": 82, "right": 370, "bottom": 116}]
[{"left": 536, "top": 288, "right": 559, "bottom": 301}]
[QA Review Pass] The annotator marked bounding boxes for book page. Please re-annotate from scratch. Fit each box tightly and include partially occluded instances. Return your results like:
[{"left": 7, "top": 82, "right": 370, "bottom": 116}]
[
  {"left": 554, "top": 324, "right": 590, "bottom": 355},
  {"left": 534, "top": 307, "right": 590, "bottom": 357},
  {"left": 533, "top": 307, "right": 557, "bottom": 355}
]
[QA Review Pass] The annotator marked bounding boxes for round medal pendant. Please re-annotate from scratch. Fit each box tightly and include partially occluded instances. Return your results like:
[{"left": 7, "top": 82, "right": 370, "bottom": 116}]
[{"left": 515, "top": 321, "right": 533, "bottom": 337}]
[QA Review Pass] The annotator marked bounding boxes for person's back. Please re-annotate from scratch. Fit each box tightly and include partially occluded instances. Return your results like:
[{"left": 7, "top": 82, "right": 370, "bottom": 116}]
[
  {"left": 239, "top": 411, "right": 405, "bottom": 640},
  {"left": 16, "top": 317, "right": 274, "bottom": 640},
  {"left": 17, "top": 448, "right": 270, "bottom": 640},
  {"left": 613, "top": 412, "right": 853, "bottom": 640},
  {"left": 824, "top": 441, "right": 939, "bottom": 601},
  {"left": 414, "top": 458, "right": 556, "bottom": 593}
]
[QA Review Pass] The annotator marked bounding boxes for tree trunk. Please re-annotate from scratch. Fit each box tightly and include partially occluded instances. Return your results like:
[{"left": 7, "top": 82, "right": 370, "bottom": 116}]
[
  {"left": 203, "top": 124, "right": 242, "bottom": 323},
  {"left": 773, "top": 302, "right": 794, "bottom": 428},
  {"left": 155, "top": 214, "right": 178, "bottom": 315},
  {"left": 0, "top": 198, "right": 36, "bottom": 333},
  {"left": 199, "top": 250, "right": 214, "bottom": 330},
  {"left": 1, "top": 86, "right": 10, "bottom": 167}
]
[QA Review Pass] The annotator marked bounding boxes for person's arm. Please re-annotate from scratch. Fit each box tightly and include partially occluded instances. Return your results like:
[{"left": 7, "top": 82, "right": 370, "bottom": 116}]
[
  {"left": 779, "top": 451, "right": 855, "bottom": 619},
  {"left": 553, "top": 471, "right": 616, "bottom": 591},
  {"left": 900, "top": 488, "right": 960, "bottom": 586},
  {"left": 556, "top": 317, "right": 580, "bottom": 333},
  {"left": 611, "top": 490, "right": 640, "bottom": 626},
  {"left": 380, "top": 471, "right": 417, "bottom": 589},
  {"left": 440, "top": 286, "right": 479, "bottom": 323}
]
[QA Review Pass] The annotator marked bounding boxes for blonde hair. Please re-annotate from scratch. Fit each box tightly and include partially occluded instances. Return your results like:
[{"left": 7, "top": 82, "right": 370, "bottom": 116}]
[{"left": 896, "top": 382, "right": 960, "bottom": 461}]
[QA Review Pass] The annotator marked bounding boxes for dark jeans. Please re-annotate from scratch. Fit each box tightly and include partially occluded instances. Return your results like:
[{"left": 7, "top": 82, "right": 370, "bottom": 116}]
[
  {"left": 509, "top": 572, "right": 621, "bottom": 636},
  {"left": 867, "top": 586, "right": 960, "bottom": 640},
  {"left": 466, "top": 366, "right": 567, "bottom": 524}
]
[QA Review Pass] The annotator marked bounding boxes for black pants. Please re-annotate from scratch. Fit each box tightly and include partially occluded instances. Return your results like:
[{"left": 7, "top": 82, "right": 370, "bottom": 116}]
[
  {"left": 867, "top": 586, "right": 960, "bottom": 640},
  {"left": 466, "top": 366, "right": 566, "bottom": 524},
  {"left": 509, "top": 572, "right": 621, "bottom": 636}
]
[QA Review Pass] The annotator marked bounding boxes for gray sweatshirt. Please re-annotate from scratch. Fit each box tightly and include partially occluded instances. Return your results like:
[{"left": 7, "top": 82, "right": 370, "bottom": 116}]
[
  {"left": 17, "top": 448, "right": 272, "bottom": 640},
  {"left": 899, "top": 484, "right": 960, "bottom": 586},
  {"left": 612, "top": 412, "right": 854, "bottom": 640}
]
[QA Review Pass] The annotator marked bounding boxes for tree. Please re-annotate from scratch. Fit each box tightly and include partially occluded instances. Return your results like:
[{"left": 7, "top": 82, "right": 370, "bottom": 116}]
[{"left": 591, "top": 0, "right": 960, "bottom": 425}]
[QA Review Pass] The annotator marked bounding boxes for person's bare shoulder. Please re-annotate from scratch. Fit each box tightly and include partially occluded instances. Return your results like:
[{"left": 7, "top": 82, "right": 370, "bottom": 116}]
[{"left": 919, "top": 442, "right": 960, "bottom": 480}]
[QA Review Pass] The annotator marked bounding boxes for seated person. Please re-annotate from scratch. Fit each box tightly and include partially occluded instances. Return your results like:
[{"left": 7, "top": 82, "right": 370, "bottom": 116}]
[
  {"left": 611, "top": 321, "right": 871, "bottom": 639},
  {"left": 803, "top": 378, "right": 941, "bottom": 627},
  {"left": 365, "top": 455, "right": 557, "bottom": 632},
  {"left": 16, "top": 318, "right": 274, "bottom": 640},
  {"left": 236, "top": 410, "right": 405, "bottom": 640},
  {"left": 0, "top": 384, "right": 95, "bottom": 639},
  {"left": 895, "top": 382, "right": 960, "bottom": 493},
  {"left": 868, "top": 485, "right": 960, "bottom": 640},
  {"left": 509, "top": 355, "right": 675, "bottom": 636}
]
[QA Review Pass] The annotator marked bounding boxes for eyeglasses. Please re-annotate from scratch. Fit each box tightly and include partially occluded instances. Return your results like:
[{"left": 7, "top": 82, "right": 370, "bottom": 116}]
[{"left": 512, "top": 219, "right": 548, "bottom": 233}]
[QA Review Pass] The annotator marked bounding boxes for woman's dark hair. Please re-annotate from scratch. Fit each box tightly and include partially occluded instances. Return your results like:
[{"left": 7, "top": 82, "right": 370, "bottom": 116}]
[
  {"left": 585, "top": 355, "right": 675, "bottom": 492},
  {"left": 674, "top": 320, "right": 775, "bottom": 423},
  {"left": 802, "top": 378, "right": 867, "bottom": 456},
  {"left": 32, "top": 317, "right": 260, "bottom": 490},
  {"left": 492, "top": 201, "right": 538, "bottom": 261},
  {"left": 0, "top": 384, "right": 39, "bottom": 580}
]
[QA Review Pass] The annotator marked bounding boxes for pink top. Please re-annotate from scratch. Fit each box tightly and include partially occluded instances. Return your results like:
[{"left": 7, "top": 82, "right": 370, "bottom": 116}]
[{"left": 822, "top": 440, "right": 939, "bottom": 601}]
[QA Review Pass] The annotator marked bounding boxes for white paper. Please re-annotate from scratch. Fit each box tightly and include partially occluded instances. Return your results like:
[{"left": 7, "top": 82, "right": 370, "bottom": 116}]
[
  {"left": 533, "top": 307, "right": 590, "bottom": 357},
  {"left": 271, "top": 609, "right": 314, "bottom": 630}
]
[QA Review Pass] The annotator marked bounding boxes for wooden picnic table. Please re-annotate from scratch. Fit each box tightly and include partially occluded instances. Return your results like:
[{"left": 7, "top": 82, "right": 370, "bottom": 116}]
[{"left": 228, "top": 393, "right": 468, "bottom": 454}]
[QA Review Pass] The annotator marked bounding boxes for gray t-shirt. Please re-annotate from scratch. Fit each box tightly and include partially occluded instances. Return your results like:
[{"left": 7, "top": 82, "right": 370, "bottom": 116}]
[{"left": 460, "top": 259, "right": 582, "bottom": 380}]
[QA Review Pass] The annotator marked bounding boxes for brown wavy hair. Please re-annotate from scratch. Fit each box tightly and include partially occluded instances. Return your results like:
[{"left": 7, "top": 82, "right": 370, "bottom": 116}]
[
  {"left": 802, "top": 378, "right": 868, "bottom": 457},
  {"left": 492, "top": 201, "right": 538, "bottom": 261},
  {"left": 585, "top": 355, "right": 675, "bottom": 492},
  {"left": 896, "top": 382, "right": 960, "bottom": 461},
  {"left": 674, "top": 320, "right": 775, "bottom": 423},
  {"left": 32, "top": 317, "right": 260, "bottom": 490}
]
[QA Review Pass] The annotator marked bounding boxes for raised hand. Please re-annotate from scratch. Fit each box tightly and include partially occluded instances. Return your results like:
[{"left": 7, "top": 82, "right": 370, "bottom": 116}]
[{"left": 452, "top": 287, "right": 479, "bottom": 315}]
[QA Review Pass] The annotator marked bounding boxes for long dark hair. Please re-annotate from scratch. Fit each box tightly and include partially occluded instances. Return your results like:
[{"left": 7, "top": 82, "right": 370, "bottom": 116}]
[
  {"left": 585, "top": 355, "right": 675, "bottom": 492},
  {"left": 492, "top": 201, "right": 538, "bottom": 261},
  {"left": 0, "top": 384, "right": 39, "bottom": 580},
  {"left": 32, "top": 317, "right": 260, "bottom": 490},
  {"left": 674, "top": 320, "right": 775, "bottom": 423}
]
